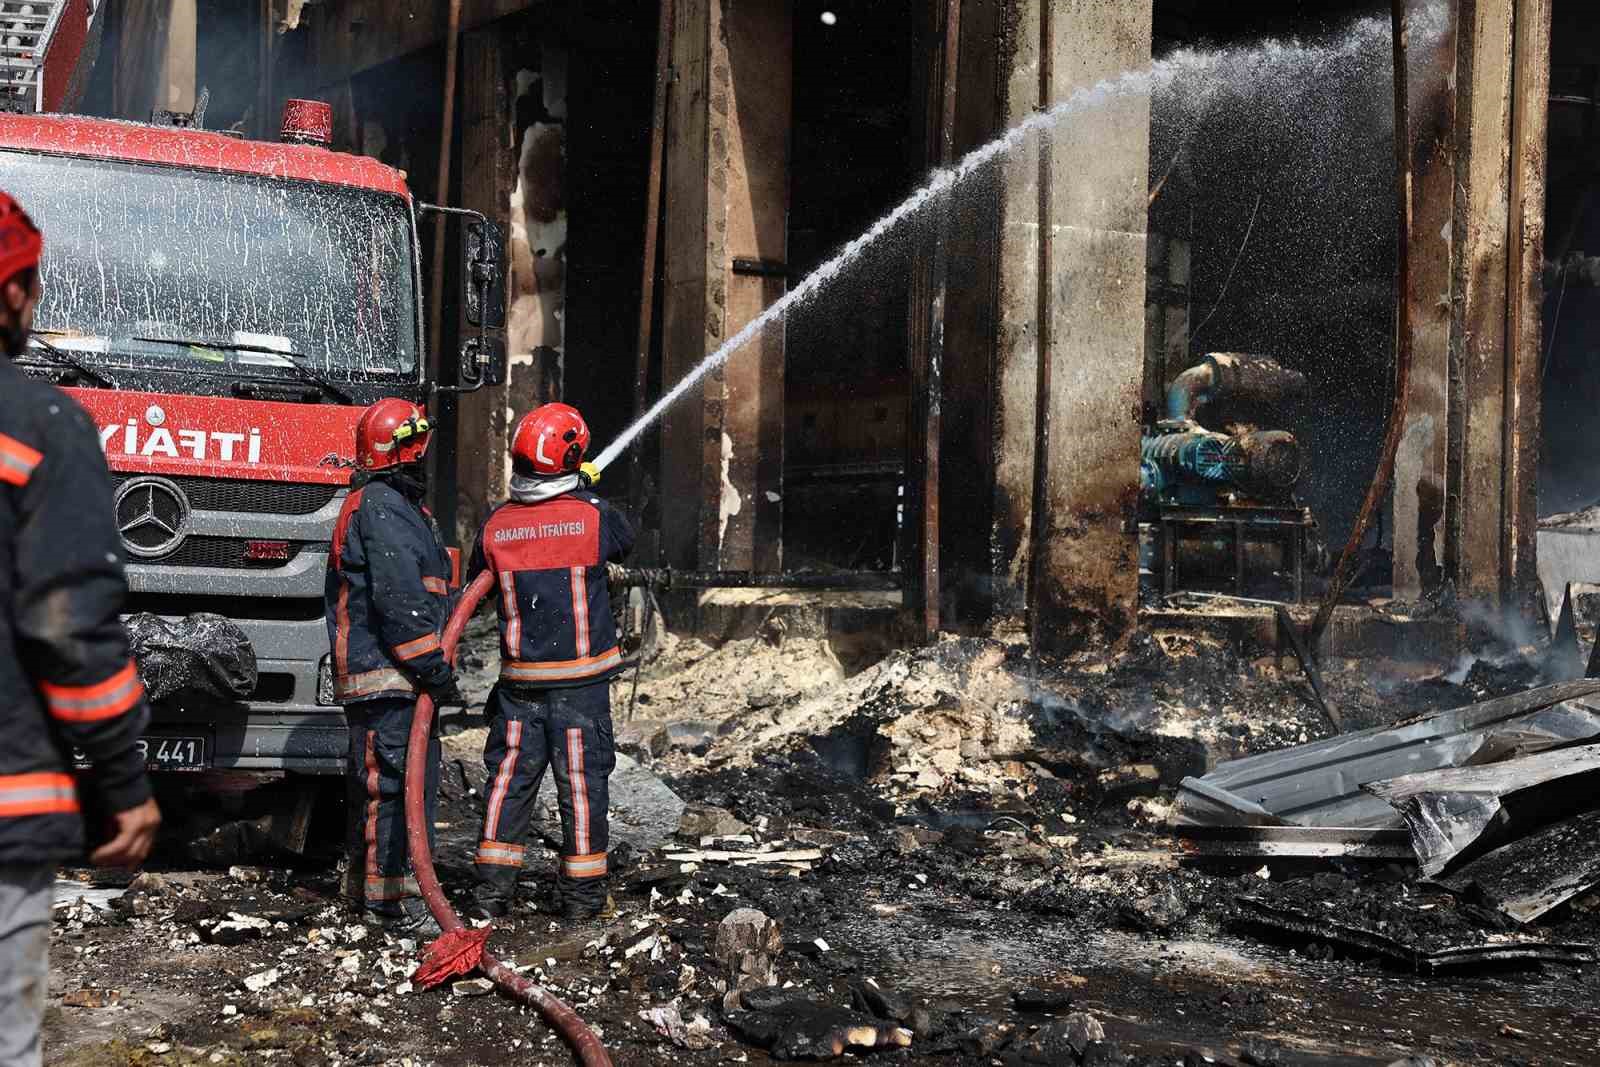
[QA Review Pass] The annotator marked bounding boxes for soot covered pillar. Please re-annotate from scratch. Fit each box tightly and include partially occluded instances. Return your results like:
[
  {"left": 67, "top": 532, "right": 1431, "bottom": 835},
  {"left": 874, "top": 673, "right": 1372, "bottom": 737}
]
[
  {"left": 1396, "top": 0, "right": 1549, "bottom": 615},
  {"left": 988, "top": 0, "right": 1152, "bottom": 649},
  {"left": 660, "top": 0, "right": 790, "bottom": 573},
  {"left": 1393, "top": 0, "right": 1459, "bottom": 601},
  {"left": 1443, "top": 0, "right": 1548, "bottom": 611}
]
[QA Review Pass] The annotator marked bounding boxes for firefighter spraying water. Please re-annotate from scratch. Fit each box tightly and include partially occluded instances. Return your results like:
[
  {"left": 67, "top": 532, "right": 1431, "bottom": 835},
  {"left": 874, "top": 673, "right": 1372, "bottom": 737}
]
[{"left": 464, "top": 403, "right": 633, "bottom": 922}]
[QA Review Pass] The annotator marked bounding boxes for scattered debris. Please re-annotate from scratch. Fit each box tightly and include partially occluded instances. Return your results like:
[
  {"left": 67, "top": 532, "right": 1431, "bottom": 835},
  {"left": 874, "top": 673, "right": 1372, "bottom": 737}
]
[
  {"left": 1437, "top": 809, "right": 1600, "bottom": 924},
  {"left": 1365, "top": 742, "right": 1600, "bottom": 876},
  {"left": 61, "top": 987, "right": 120, "bottom": 1009},
  {"left": 639, "top": 1001, "right": 715, "bottom": 1050},
  {"left": 725, "top": 992, "right": 913, "bottom": 1061},
  {"left": 202, "top": 912, "right": 273, "bottom": 945},
  {"left": 1176, "top": 681, "right": 1600, "bottom": 857},
  {"left": 1234, "top": 877, "right": 1595, "bottom": 971},
  {"left": 242, "top": 967, "right": 280, "bottom": 993},
  {"left": 714, "top": 908, "right": 783, "bottom": 1005}
]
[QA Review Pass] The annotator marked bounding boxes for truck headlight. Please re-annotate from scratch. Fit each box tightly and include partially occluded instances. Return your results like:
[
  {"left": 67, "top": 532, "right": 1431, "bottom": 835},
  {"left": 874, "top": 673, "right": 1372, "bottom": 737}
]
[{"left": 317, "top": 655, "right": 336, "bottom": 706}]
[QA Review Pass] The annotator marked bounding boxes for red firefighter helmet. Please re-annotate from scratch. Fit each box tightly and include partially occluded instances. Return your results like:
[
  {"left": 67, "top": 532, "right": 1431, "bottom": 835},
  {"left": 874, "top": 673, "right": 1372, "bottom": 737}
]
[
  {"left": 356, "top": 398, "right": 433, "bottom": 471},
  {"left": 0, "top": 191, "right": 42, "bottom": 288},
  {"left": 511, "top": 403, "right": 590, "bottom": 477}
]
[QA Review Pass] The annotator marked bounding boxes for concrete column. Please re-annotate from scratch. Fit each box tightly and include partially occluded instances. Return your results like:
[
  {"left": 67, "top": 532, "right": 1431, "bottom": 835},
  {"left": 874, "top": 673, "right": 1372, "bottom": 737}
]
[
  {"left": 1393, "top": 0, "right": 1460, "bottom": 600},
  {"left": 991, "top": 0, "right": 1152, "bottom": 648},
  {"left": 452, "top": 28, "right": 516, "bottom": 547},
  {"left": 160, "top": 0, "right": 197, "bottom": 112},
  {"left": 1502, "top": 0, "right": 1550, "bottom": 607},
  {"left": 660, "top": 0, "right": 790, "bottom": 572},
  {"left": 1445, "top": 0, "right": 1549, "bottom": 610},
  {"left": 113, "top": 0, "right": 178, "bottom": 120}
]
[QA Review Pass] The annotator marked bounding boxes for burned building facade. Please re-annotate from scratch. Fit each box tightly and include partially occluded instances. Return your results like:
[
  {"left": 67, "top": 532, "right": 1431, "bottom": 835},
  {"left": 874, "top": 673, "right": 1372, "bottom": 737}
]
[{"left": 78, "top": 0, "right": 1577, "bottom": 653}]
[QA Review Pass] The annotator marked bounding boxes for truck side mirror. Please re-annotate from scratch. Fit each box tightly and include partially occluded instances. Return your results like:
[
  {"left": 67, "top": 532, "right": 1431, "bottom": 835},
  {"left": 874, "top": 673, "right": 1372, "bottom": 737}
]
[
  {"left": 463, "top": 218, "right": 506, "bottom": 329},
  {"left": 458, "top": 335, "right": 507, "bottom": 388}
]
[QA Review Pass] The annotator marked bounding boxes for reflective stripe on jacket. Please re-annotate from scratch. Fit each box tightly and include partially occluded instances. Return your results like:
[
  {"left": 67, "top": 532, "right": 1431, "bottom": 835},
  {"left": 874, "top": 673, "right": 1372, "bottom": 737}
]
[
  {"left": 469, "top": 491, "right": 634, "bottom": 690},
  {"left": 0, "top": 362, "right": 153, "bottom": 864},
  {"left": 324, "top": 474, "right": 454, "bottom": 705}
]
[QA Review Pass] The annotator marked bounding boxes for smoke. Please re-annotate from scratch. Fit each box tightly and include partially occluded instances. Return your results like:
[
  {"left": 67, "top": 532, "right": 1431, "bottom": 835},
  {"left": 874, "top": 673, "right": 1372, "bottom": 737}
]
[{"left": 1457, "top": 596, "right": 1542, "bottom": 653}]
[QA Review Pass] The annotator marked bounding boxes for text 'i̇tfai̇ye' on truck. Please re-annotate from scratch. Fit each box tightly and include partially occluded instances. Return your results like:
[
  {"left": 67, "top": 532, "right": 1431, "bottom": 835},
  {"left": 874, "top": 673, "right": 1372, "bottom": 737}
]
[{"left": 1, "top": 88, "right": 508, "bottom": 834}]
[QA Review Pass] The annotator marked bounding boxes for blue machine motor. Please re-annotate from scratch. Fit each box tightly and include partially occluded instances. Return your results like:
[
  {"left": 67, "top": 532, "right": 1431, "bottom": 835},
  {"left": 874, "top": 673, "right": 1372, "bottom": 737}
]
[{"left": 1141, "top": 353, "right": 1307, "bottom": 510}]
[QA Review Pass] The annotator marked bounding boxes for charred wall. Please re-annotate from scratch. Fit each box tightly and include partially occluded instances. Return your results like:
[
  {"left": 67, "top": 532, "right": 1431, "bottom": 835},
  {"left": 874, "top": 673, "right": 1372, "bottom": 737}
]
[
  {"left": 1538, "top": 0, "right": 1600, "bottom": 517},
  {"left": 783, "top": 0, "right": 916, "bottom": 573}
]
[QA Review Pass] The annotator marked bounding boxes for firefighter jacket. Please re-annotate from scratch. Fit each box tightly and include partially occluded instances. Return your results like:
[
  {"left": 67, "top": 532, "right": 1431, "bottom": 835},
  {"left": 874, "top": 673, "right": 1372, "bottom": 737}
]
[
  {"left": 324, "top": 472, "right": 455, "bottom": 704},
  {"left": 0, "top": 362, "right": 152, "bottom": 864},
  {"left": 469, "top": 489, "right": 634, "bottom": 689}
]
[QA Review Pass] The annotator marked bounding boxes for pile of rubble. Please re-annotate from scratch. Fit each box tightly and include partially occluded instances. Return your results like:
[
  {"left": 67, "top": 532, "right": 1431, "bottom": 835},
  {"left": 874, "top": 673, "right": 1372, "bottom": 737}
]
[{"left": 42, "top": 615, "right": 1600, "bottom": 1065}]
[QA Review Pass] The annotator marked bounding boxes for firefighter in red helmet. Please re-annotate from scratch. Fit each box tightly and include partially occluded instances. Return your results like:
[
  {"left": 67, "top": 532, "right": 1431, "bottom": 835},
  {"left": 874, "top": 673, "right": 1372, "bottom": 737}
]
[
  {"left": 0, "top": 190, "right": 160, "bottom": 1066},
  {"left": 465, "top": 403, "right": 632, "bottom": 921},
  {"left": 325, "top": 398, "right": 460, "bottom": 935}
]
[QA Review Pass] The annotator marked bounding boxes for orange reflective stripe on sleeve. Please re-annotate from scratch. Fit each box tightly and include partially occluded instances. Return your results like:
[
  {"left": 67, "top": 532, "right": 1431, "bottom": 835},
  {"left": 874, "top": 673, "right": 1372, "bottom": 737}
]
[
  {"left": 38, "top": 661, "right": 145, "bottom": 723},
  {"left": 391, "top": 632, "right": 442, "bottom": 662},
  {"left": 0, "top": 432, "right": 41, "bottom": 488},
  {"left": 335, "top": 667, "right": 418, "bottom": 701},
  {"left": 0, "top": 772, "right": 79, "bottom": 816},
  {"left": 422, "top": 577, "right": 449, "bottom": 595}
]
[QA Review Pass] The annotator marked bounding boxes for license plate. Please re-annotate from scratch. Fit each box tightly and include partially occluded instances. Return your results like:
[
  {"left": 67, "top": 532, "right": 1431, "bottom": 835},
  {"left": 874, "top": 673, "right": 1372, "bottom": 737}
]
[
  {"left": 75, "top": 735, "right": 208, "bottom": 773},
  {"left": 140, "top": 736, "right": 207, "bottom": 772}
]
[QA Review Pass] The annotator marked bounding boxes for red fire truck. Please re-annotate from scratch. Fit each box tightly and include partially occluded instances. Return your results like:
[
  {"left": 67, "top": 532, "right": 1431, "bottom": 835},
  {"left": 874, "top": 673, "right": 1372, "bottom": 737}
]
[{"left": 0, "top": 101, "right": 504, "bottom": 793}]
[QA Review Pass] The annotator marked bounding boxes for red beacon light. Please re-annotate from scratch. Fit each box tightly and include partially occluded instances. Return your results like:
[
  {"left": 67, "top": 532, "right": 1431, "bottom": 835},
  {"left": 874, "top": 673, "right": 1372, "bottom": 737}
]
[{"left": 280, "top": 99, "right": 333, "bottom": 146}]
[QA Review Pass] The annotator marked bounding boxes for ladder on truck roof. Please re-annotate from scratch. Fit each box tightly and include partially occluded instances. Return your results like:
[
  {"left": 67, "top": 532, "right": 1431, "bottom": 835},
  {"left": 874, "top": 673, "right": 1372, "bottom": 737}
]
[{"left": 0, "top": 1, "right": 80, "bottom": 114}]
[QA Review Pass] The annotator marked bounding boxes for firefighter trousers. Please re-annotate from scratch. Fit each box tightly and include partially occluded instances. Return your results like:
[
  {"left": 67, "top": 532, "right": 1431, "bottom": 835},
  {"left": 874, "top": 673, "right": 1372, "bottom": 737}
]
[
  {"left": 474, "top": 682, "right": 615, "bottom": 911},
  {"left": 344, "top": 697, "right": 439, "bottom": 917},
  {"left": 0, "top": 863, "right": 51, "bottom": 1067}
]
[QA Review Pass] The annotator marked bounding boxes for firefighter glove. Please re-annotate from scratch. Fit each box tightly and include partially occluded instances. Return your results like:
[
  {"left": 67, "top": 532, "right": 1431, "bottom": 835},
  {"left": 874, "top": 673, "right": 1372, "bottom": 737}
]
[{"left": 426, "top": 677, "right": 466, "bottom": 708}]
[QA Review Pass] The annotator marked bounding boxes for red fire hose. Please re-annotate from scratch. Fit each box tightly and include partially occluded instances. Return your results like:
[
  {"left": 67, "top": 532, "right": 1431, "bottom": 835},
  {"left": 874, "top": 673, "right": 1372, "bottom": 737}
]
[{"left": 404, "top": 571, "right": 612, "bottom": 1067}]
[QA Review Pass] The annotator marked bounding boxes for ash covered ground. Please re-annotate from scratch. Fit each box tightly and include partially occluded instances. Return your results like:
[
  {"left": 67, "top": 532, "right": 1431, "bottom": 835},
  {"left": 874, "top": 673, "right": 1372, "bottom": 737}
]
[{"left": 41, "top": 616, "right": 1600, "bottom": 1066}]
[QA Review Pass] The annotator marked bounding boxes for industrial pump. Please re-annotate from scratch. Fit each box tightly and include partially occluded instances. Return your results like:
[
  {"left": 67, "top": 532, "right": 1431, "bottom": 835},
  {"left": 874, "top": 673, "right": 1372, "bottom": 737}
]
[{"left": 1141, "top": 353, "right": 1322, "bottom": 600}]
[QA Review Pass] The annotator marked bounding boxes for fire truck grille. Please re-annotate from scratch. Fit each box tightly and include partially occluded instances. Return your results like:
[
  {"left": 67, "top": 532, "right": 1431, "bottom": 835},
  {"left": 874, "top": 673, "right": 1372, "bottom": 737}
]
[
  {"left": 109, "top": 475, "right": 340, "bottom": 515},
  {"left": 158, "top": 537, "right": 313, "bottom": 569}
]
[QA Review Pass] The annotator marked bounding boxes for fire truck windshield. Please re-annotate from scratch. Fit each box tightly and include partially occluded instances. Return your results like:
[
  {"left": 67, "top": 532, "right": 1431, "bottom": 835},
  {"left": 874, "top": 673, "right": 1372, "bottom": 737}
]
[{"left": 0, "top": 150, "right": 418, "bottom": 378}]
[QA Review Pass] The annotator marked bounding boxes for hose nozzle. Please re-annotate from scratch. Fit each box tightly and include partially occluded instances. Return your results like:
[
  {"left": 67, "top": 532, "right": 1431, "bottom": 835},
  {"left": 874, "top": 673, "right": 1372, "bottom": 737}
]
[{"left": 578, "top": 461, "right": 601, "bottom": 488}]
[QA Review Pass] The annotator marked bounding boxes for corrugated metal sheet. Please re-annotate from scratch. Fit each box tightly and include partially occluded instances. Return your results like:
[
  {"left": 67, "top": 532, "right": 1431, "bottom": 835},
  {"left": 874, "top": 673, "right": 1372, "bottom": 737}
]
[{"left": 1173, "top": 680, "right": 1600, "bottom": 855}]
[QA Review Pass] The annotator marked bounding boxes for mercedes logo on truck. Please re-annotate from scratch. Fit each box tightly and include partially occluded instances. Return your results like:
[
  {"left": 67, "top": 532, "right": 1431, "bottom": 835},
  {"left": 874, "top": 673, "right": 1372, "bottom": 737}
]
[{"left": 114, "top": 477, "right": 190, "bottom": 559}]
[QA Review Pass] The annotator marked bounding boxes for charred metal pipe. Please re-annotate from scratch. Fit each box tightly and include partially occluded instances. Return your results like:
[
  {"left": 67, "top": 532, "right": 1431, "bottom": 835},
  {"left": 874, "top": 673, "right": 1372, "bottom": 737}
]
[
  {"left": 406, "top": 571, "right": 612, "bottom": 1067},
  {"left": 607, "top": 567, "right": 900, "bottom": 592},
  {"left": 1164, "top": 353, "right": 1307, "bottom": 424}
]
